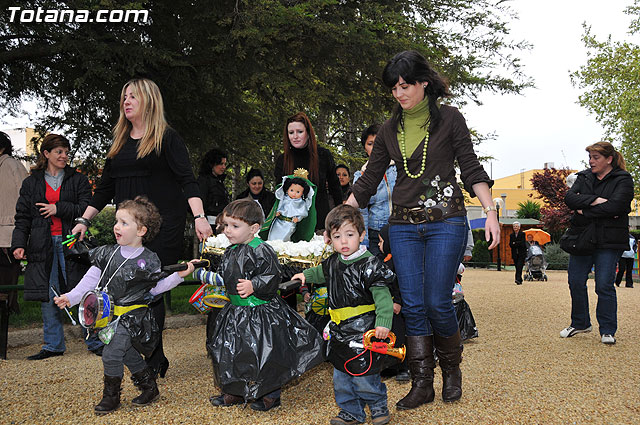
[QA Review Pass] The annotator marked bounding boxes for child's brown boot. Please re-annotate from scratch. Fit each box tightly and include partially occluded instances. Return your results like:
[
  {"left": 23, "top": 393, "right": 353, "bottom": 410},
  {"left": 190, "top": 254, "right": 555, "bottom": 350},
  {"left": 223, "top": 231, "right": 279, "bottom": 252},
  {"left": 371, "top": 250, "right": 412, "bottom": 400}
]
[
  {"left": 94, "top": 375, "right": 121, "bottom": 415},
  {"left": 131, "top": 367, "right": 159, "bottom": 406}
]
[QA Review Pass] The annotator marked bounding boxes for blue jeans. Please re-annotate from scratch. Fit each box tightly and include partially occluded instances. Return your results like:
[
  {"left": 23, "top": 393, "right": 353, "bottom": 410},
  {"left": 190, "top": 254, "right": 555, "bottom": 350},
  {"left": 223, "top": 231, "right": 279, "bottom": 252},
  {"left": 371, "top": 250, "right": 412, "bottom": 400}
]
[
  {"left": 42, "top": 236, "right": 103, "bottom": 353},
  {"left": 41, "top": 236, "right": 66, "bottom": 353},
  {"left": 389, "top": 217, "right": 468, "bottom": 337},
  {"left": 333, "top": 369, "right": 388, "bottom": 423},
  {"left": 567, "top": 249, "right": 622, "bottom": 336}
]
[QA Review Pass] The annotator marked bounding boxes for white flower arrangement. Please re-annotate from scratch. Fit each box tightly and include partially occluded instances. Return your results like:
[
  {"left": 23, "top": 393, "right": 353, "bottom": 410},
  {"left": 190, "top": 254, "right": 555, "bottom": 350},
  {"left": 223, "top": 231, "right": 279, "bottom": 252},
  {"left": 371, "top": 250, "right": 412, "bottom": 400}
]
[{"left": 203, "top": 233, "right": 332, "bottom": 261}]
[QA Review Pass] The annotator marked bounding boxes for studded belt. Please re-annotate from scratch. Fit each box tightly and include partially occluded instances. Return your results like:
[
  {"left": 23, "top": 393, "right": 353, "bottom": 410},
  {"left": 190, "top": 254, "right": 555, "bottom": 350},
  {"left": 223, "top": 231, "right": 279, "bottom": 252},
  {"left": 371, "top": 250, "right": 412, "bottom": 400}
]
[{"left": 392, "top": 198, "right": 465, "bottom": 224}]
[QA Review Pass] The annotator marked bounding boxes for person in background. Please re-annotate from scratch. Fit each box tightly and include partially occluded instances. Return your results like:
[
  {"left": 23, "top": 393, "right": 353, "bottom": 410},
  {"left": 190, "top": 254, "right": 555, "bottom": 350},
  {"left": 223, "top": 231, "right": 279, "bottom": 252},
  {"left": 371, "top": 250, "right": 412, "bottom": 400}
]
[
  {"left": 335, "top": 164, "right": 351, "bottom": 202},
  {"left": 614, "top": 231, "right": 636, "bottom": 288},
  {"left": 353, "top": 124, "right": 397, "bottom": 256},
  {"left": 71, "top": 78, "right": 212, "bottom": 378},
  {"left": 0, "top": 132, "right": 28, "bottom": 316},
  {"left": 561, "top": 142, "right": 633, "bottom": 345},
  {"left": 198, "top": 148, "right": 230, "bottom": 229},
  {"left": 347, "top": 50, "right": 499, "bottom": 409},
  {"left": 12, "top": 134, "right": 102, "bottom": 358},
  {"left": 235, "top": 168, "right": 275, "bottom": 218},
  {"left": 509, "top": 222, "right": 527, "bottom": 285},
  {"left": 275, "top": 112, "right": 343, "bottom": 230}
]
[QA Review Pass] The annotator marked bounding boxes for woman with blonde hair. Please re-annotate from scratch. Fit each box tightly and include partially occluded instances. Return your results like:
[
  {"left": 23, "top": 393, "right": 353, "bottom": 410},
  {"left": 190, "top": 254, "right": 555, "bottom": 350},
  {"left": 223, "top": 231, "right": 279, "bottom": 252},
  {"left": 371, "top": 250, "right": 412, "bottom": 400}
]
[
  {"left": 560, "top": 141, "right": 633, "bottom": 345},
  {"left": 72, "top": 78, "right": 212, "bottom": 377}
]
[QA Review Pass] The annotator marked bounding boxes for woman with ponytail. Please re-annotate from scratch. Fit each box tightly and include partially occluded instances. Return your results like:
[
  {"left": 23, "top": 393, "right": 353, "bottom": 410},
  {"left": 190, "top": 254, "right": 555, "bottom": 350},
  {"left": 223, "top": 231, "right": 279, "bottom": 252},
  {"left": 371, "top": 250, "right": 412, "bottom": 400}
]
[{"left": 560, "top": 141, "right": 634, "bottom": 345}]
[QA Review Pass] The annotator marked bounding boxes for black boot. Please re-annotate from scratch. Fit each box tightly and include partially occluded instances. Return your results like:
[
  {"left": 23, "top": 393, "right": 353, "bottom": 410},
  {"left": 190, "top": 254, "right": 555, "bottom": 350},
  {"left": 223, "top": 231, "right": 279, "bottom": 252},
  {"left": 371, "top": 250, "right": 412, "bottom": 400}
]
[
  {"left": 433, "top": 330, "right": 463, "bottom": 402},
  {"left": 395, "top": 335, "right": 435, "bottom": 410},
  {"left": 94, "top": 375, "right": 121, "bottom": 415},
  {"left": 131, "top": 367, "right": 159, "bottom": 406}
]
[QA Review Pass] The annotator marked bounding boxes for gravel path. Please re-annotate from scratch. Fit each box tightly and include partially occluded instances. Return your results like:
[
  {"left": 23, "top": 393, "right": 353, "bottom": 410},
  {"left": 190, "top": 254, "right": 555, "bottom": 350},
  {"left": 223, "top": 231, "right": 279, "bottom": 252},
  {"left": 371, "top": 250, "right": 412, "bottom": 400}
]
[{"left": 1, "top": 269, "right": 638, "bottom": 424}]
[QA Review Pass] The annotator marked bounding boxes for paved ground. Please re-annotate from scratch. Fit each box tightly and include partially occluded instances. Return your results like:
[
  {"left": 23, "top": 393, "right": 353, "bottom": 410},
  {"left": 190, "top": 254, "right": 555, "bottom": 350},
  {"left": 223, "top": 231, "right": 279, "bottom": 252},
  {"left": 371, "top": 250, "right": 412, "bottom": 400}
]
[{"left": 1, "top": 268, "right": 639, "bottom": 424}]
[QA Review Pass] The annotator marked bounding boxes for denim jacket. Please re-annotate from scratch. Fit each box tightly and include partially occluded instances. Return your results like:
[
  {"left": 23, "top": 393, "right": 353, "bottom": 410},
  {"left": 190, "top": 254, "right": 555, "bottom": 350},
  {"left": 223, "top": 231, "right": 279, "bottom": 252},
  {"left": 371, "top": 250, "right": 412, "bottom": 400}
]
[{"left": 353, "top": 161, "right": 397, "bottom": 246}]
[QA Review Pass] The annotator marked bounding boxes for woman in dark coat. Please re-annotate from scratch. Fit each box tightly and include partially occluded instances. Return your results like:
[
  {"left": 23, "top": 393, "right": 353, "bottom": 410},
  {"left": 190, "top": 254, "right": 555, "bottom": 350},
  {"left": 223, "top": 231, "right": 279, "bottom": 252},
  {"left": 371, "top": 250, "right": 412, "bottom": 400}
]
[
  {"left": 198, "top": 148, "right": 230, "bottom": 227},
  {"left": 11, "top": 134, "right": 100, "bottom": 359},
  {"left": 275, "top": 112, "right": 343, "bottom": 230},
  {"left": 235, "top": 168, "right": 275, "bottom": 218},
  {"left": 72, "top": 78, "right": 213, "bottom": 378},
  {"left": 561, "top": 142, "right": 634, "bottom": 345}
]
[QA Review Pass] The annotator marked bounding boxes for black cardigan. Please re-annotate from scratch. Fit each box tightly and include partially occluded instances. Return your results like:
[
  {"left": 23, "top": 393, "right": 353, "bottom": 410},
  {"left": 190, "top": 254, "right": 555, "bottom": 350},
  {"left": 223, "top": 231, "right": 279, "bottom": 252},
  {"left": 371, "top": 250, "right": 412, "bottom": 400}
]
[
  {"left": 198, "top": 173, "right": 230, "bottom": 217},
  {"left": 90, "top": 128, "right": 200, "bottom": 265},
  {"left": 564, "top": 168, "right": 634, "bottom": 250},
  {"left": 11, "top": 166, "right": 92, "bottom": 301},
  {"left": 275, "top": 146, "right": 342, "bottom": 230}
]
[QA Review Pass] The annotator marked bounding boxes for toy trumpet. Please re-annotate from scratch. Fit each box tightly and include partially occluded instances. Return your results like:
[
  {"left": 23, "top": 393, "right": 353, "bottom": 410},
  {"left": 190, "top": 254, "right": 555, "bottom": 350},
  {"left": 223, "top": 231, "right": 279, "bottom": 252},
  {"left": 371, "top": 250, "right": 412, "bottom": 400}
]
[{"left": 350, "top": 329, "right": 406, "bottom": 361}]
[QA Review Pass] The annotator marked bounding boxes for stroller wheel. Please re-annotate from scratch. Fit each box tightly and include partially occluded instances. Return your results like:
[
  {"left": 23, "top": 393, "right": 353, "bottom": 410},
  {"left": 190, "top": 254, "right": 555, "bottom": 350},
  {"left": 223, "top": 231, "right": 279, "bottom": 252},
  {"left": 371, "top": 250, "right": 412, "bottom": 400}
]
[{"left": 543, "top": 276, "right": 548, "bottom": 281}]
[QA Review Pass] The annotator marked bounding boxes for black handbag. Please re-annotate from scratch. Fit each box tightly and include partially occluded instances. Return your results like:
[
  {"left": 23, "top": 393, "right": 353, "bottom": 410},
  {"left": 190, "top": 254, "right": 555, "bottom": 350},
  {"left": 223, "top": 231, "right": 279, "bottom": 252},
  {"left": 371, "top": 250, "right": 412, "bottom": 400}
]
[
  {"left": 63, "top": 235, "right": 96, "bottom": 265},
  {"left": 559, "top": 222, "right": 597, "bottom": 255}
]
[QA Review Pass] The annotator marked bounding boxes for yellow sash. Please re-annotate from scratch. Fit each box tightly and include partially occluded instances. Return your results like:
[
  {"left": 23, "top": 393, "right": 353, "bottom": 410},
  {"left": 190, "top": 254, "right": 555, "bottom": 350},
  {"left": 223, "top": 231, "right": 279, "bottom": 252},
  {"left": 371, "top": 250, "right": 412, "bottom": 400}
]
[
  {"left": 328, "top": 304, "right": 375, "bottom": 325},
  {"left": 94, "top": 304, "right": 148, "bottom": 328}
]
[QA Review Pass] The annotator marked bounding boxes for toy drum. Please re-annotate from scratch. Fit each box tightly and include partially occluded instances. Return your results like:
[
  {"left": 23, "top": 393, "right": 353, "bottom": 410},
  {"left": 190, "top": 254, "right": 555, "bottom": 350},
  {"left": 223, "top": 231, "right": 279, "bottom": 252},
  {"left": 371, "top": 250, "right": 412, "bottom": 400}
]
[
  {"left": 309, "top": 286, "right": 328, "bottom": 315},
  {"left": 190, "top": 283, "right": 214, "bottom": 313},
  {"left": 202, "top": 285, "right": 229, "bottom": 309},
  {"left": 79, "top": 290, "right": 114, "bottom": 329}
]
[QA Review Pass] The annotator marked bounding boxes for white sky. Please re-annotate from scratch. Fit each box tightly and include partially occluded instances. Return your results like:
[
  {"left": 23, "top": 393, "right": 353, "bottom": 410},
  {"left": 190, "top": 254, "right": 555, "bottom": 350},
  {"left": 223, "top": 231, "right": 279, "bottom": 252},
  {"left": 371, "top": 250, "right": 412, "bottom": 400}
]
[
  {"left": 2, "top": 1, "right": 637, "bottom": 179},
  {"left": 464, "top": 0, "right": 638, "bottom": 180}
]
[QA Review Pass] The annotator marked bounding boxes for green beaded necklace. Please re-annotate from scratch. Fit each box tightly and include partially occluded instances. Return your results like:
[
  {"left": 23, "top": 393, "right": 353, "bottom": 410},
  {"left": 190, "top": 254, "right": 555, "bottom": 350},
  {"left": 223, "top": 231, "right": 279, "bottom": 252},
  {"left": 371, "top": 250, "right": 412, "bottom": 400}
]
[{"left": 399, "top": 113, "right": 429, "bottom": 179}]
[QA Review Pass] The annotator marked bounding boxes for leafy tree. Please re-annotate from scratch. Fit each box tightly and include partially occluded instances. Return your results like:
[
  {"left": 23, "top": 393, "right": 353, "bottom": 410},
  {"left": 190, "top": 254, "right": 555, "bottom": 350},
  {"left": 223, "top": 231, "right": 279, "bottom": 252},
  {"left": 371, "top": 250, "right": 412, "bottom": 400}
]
[
  {"left": 1, "top": 0, "right": 531, "bottom": 185},
  {"left": 530, "top": 168, "right": 573, "bottom": 238},
  {"left": 515, "top": 199, "right": 541, "bottom": 220},
  {"left": 570, "top": 1, "right": 640, "bottom": 191}
]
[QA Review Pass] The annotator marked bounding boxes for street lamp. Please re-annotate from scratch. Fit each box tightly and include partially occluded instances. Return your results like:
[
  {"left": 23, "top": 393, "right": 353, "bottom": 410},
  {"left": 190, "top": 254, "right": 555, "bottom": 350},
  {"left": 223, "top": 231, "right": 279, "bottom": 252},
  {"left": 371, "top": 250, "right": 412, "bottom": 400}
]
[{"left": 492, "top": 197, "right": 504, "bottom": 271}]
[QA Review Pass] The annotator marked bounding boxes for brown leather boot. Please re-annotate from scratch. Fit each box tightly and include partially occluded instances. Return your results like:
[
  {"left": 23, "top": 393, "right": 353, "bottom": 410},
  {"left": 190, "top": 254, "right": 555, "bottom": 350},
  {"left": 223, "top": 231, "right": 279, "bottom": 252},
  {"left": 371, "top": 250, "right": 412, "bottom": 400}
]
[
  {"left": 395, "top": 335, "right": 435, "bottom": 410},
  {"left": 94, "top": 375, "right": 122, "bottom": 414},
  {"left": 433, "top": 330, "right": 463, "bottom": 402},
  {"left": 131, "top": 367, "right": 159, "bottom": 406}
]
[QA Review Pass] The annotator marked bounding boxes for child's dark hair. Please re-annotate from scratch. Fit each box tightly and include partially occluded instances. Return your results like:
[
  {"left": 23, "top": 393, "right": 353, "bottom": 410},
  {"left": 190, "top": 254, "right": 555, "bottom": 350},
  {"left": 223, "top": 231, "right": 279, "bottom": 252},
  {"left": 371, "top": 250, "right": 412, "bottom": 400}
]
[
  {"left": 325, "top": 205, "right": 365, "bottom": 236},
  {"left": 283, "top": 177, "right": 310, "bottom": 199},
  {"left": 222, "top": 199, "right": 264, "bottom": 226},
  {"left": 117, "top": 196, "right": 163, "bottom": 243}
]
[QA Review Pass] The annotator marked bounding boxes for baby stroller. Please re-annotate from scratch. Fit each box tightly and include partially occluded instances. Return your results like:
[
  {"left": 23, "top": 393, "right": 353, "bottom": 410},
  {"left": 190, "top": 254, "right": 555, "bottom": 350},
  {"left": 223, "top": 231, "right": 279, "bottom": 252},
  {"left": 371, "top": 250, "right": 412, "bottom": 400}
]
[{"left": 524, "top": 244, "right": 548, "bottom": 281}]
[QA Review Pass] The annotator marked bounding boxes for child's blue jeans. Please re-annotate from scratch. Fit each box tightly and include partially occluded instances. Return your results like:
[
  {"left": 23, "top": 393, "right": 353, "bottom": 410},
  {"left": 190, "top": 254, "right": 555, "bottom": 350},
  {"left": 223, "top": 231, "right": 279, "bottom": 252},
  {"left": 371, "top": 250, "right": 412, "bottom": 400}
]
[{"left": 333, "top": 368, "right": 388, "bottom": 423}]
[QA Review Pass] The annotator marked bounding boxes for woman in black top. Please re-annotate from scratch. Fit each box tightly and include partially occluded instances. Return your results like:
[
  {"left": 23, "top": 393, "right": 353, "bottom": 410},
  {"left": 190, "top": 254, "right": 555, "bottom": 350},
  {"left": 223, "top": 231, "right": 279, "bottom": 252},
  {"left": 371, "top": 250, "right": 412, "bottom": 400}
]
[
  {"left": 561, "top": 142, "right": 633, "bottom": 345},
  {"left": 275, "top": 112, "right": 342, "bottom": 230},
  {"left": 198, "top": 148, "right": 230, "bottom": 227},
  {"left": 72, "top": 78, "right": 212, "bottom": 379},
  {"left": 235, "top": 168, "right": 275, "bottom": 218},
  {"left": 335, "top": 164, "right": 351, "bottom": 202}
]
